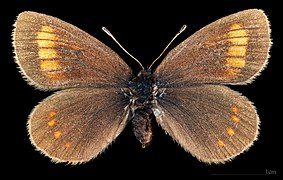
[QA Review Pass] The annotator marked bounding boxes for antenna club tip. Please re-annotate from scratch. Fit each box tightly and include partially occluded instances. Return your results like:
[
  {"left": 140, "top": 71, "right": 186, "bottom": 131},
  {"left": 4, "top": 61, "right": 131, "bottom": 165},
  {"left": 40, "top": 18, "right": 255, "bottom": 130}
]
[
  {"left": 102, "top": 27, "right": 112, "bottom": 36},
  {"left": 149, "top": 24, "right": 187, "bottom": 70},
  {"left": 102, "top": 26, "right": 108, "bottom": 32},
  {"left": 180, "top": 24, "right": 187, "bottom": 32}
]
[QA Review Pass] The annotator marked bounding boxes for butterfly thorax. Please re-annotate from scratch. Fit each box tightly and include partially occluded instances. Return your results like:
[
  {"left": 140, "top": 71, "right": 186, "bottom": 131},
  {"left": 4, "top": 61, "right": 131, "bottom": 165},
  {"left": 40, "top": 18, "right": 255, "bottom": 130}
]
[
  {"left": 128, "top": 71, "right": 156, "bottom": 104},
  {"left": 125, "top": 70, "right": 157, "bottom": 148}
]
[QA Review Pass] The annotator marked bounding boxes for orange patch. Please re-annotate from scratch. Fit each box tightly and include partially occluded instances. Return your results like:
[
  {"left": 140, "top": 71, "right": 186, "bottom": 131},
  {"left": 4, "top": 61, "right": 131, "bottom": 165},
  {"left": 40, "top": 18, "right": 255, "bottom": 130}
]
[
  {"left": 38, "top": 49, "right": 58, "bottom": 59},
  {"left": 226, "top": 127, "right": 235, "bottom": 136},
  {"left": 218, "top": 139, "right": 225, "bottom": 146},
  {"left": 229, "top": 23, "right": 247, "bottom": 32},
  {"left": 226, "top": 57, "right": 246, "bottom": 68},
  {"left": 36, "top": 26, "right": 57, "bottom": 41},
  {"left": 228, "top": 24, "right": 248, "bottom": 45},
  {"left": 40, "top": 60, "right": 61, "bottom": 71},
  {"left": 37, "top": 26, "right": 57, "bottom": 58},
  {"left": 231, "top": 115, "right": 241, "bottom": 123},
  {"left": 228, "top": 37, "right": 248, "bottom": 45},
  {"left": 54, "top": 131, "right": 62, "bottom": 139},
  {"left": 231, "top": 106, "right": 240, "bottom": 113},
  {"left": 225, "top": 23, "right": 248, "bottom": 69},
  {"left": 65, "top": 142, "right": 71, "bottom": 148},
  {"left": 48, "top": 111, "right": 57, "bottom": 118},
  {"left": 37, "top": 40, "right": 56, "bottom": 47},
  {"left": 47, "top": 119, "right": 56, "bottom": 127},
  {"left": 227, "top": 46, "right": 247, "bottom": 57},
  {"left": 41, "top": 26, "right": 55, "bottom": 33}
]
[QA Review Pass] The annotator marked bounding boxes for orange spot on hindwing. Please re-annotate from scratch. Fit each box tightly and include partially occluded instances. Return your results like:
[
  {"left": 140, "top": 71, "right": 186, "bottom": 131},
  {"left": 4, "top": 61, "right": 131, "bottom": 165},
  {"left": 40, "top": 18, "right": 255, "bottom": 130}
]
[
  {"left": 54, "top": 131, "right": 62, "bottom": 139},
  {"left": 65, "top": 142, "right": 71, "bottom": 148},
  {"left": 48, "top": 111, "right": 57, "bottom": 118},
  {"left": 226, "top": 127, "right": 235, "bottom": 136},
  {"left": 218, "top": 139, "right": 225, "bottom": 146},
  {"left": 231, "top": 106, "right": 240, "bottom": 113},
  {"left": 231, "top": 115, "right": 241, "bottom": 123},
  {"left": 47, "top": 119, "right": 56, "bottom": 127},
  {"left": 47, "top": 111, "right": 57, "bottom": 127}
]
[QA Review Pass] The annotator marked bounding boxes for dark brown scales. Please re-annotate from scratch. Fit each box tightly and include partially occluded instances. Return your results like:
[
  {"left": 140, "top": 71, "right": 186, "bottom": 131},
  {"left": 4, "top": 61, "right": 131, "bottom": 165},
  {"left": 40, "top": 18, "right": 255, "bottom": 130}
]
[{"left": 132, "top": 109, "right": 153, "bottom": 148}]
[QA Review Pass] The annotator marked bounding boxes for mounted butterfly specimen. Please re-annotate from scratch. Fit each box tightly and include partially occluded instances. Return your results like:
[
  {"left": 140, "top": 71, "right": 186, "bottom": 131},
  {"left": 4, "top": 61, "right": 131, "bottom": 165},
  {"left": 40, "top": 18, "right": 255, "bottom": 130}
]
[{"left": 13, "top": 9, "right": 271, "bottom": 164}]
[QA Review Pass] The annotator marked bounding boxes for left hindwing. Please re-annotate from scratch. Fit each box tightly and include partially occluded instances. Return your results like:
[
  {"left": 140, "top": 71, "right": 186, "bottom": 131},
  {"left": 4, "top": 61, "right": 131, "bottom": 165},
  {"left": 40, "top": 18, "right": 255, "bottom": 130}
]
[{"left": 28, "top": 88, "right": 130, "bottom": 164}]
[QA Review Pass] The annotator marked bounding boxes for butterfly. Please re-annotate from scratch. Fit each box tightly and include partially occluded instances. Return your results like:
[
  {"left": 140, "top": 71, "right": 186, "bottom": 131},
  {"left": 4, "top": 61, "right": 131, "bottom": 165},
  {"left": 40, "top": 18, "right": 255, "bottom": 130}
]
[{"left": 13, "top": 9, "right": 271, "bottom": 164}]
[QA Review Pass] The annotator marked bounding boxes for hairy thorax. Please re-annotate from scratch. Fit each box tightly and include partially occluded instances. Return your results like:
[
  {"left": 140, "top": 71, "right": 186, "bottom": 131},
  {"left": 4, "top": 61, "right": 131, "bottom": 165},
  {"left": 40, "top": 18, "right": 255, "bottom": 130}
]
[{"left": 123, "top": 70, "right": 158, "bottom": 148}]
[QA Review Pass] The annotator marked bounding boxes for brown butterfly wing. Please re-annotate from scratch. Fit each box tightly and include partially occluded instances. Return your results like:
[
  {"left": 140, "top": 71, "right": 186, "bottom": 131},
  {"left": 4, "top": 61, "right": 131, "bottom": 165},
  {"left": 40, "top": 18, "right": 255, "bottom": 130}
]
[
  {"left": 155, "top": 9, "right": 271, "bottom": 86},
  {"left": 13, "top": 11, "right": 132, "bottom": 90},
  {"left": 153, "top": 85, "right": 258, "bottom": 163},
  {"left": 152, "top": 9, "right": 270, "bottom": 163},
  {"left": 29, "top": 88, "right": 130, "bottom": 164}
]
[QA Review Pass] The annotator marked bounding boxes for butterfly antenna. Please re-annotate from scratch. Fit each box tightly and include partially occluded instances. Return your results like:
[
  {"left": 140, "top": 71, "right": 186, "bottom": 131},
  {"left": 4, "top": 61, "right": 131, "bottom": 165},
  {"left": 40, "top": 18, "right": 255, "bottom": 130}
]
[
  {"left": 102, "top": 27, "right": 145, "bottom": 70},
  {"left": 148, "top": 24, "right": 187, "bottom": 70}
]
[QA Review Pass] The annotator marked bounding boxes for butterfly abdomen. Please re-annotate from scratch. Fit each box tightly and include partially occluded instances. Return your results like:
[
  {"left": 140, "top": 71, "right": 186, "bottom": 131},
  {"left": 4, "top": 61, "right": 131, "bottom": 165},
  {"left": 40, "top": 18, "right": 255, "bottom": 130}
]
[
  {"left": 132, "top": 108, "right": 153, "bottom": 148},
  {"left": 128, "top": 70, "right": 157, "bottom": 147}
]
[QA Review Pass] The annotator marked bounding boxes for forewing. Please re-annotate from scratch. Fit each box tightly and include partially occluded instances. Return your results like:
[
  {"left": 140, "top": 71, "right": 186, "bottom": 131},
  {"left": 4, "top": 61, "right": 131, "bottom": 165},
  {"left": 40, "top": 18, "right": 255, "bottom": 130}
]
[
  {"left": 153, "top": 85, "right": 258, "bottom": 163},
  {"left": 13, "top": 11, "right": 132, "bottom": 90},
  {"left": 28, "top": 88, "right": 130, "bottom": 164},
  {"left": 155, "top": 9, "right": 271, "bottom": 86}
]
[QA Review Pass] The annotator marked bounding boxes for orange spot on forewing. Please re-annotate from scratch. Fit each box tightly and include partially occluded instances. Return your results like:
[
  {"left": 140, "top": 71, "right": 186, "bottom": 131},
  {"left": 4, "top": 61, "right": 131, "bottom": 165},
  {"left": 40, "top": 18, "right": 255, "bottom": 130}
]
[
  {"left": 37, "top": 26, "right": 57, "bottom": 48},
  {"left": 228, "top": 24, "right": 248, "bottom": 45},
  {"left": 227, "top": 46, "right": 247, "bottom": 57},
  {"left": 37, "top": 32, "right": 56, "bottom": 41},
  {"left": 41, "top": 26, "right": 55, "bottom": 33},
  {"left": 225, "top": 23, "right": 248, "bottom": 69},
  {"left": 229, "top": 24, "right": 247, "bottom": 34},
  {"left": 226, "top": 58, "right": 246, "bottom": 68},
  {"left": 37, "top": 26, "right": 60, "bottom": 59},
  {"left": 40, "top": 60, "right": 61, "bottom": 71},
  {"left": 39, "top": 60, "right": 65, "bottom": 81},
  {"left": 38, "top": 49, "right": 58, "bottom": 59},
  {"left": 37, "top": 40, "right": 56, "bottom": 47},
  {"left": 229, "top": 37, "right": 248, "bottom": 45}
]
